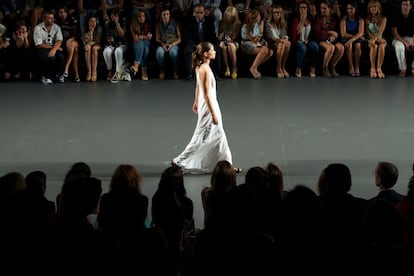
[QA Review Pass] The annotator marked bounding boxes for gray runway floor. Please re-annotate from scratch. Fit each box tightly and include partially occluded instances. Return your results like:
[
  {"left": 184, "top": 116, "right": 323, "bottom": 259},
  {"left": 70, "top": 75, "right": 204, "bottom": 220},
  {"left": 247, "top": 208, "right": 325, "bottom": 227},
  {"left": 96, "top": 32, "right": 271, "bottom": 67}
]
[{"left": 1, "top": 75, "right": 413, "bottom": 228}]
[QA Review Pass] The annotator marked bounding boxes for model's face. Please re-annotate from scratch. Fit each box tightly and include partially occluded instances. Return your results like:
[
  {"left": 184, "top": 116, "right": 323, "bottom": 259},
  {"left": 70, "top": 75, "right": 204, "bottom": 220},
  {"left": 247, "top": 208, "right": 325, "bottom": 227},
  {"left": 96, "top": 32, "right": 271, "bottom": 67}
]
[{"left": 205, "top": 47, "right": 216, "bottom": 59}]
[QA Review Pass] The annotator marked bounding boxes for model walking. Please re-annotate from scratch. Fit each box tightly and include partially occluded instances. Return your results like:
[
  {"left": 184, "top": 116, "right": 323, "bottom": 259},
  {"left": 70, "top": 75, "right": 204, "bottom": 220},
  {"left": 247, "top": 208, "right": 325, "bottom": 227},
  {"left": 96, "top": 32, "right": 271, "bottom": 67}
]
[{"left": 172, "top": 42, "right": 241, "bottom": 174}]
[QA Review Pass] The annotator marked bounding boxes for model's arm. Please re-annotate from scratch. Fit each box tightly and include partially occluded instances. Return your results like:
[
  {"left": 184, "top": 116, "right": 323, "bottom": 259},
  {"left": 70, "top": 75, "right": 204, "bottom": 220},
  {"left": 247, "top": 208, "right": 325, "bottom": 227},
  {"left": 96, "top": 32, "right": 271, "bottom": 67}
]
[
  {"left": 193, "top": 68, "right": 200, "bottom": 113},
  {"left": 200, "top": 65, "right": 218, "bottom": 124}
]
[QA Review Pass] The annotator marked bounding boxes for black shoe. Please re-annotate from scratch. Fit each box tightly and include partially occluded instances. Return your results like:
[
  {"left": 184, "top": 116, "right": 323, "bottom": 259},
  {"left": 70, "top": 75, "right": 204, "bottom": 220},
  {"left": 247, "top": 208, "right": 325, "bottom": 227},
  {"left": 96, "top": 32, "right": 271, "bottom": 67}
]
[
  {"left": 215, "top": 75, "right": 222, "bottom": 81},
  {"left": 184, "top": 75, "right": 193, "bottom": 82}
]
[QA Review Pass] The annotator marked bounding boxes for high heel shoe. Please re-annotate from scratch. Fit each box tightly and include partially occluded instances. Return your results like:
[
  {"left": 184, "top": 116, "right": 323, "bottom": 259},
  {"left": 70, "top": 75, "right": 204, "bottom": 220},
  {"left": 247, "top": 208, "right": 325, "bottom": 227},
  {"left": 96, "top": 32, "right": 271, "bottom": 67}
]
[
  {"left": 249, "top": 67, "right": 261, "bottom": 79},
  {"left": 224, "top": 67, "right": 230, "bottom": 77},
  {"left": 370, "top": 69, "right": 377, "bottom": 78},
  {"left": 130, "top": 65, "right": 138, "bottom": 76},
  {"left": 283, "top": 70, "right": 290, "bottom": 78},
  {"left": 295, "top": 68, "right": 302, "bottom": 78},
  {"left": 276, "top": 71, "right": 284, "bottom": 78},
  {"left": 377, "top": 69, "right": 385, "bottom": 79},
  {"left": 86, "top": 71, "right": 91, "bottom": 82}
]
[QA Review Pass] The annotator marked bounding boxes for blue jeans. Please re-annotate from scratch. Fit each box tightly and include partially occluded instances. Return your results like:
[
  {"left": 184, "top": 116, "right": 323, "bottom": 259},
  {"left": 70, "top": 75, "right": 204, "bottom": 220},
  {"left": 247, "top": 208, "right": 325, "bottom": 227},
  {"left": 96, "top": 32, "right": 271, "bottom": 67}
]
[
  {"left": 296, "top": 40, "right": 319, "bottom": 68},
  {"left": 133, "top": 40, "right": 150, "bottom": 68},
  {"left": 156, "top": 45, "right": 179, "bottom": 72}
]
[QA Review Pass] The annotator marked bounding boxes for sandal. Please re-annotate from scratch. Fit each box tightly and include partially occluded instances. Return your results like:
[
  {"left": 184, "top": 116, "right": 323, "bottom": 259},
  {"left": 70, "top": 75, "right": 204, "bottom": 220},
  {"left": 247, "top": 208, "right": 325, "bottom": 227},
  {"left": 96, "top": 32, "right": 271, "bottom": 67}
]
[
  {"left": 106, "top": 71, "right": 113, "bottom": 81},
  {"left": 370, "top": 69, "right": 377, "bottom": 78},
  {"left": 398, "top": 70, "right": 406, "bottom": 78},
  {"left": 130, "top": 65, "right": 138, "bottom": 76},
  {"left": 224, "top": 67, "right": 230, "bottom": 77},
  {"left": 249, "top": 67, "right": 261, "bottom": 79},
  {"left": 377, "top": 69, "right": 385, "bottom": 79}
]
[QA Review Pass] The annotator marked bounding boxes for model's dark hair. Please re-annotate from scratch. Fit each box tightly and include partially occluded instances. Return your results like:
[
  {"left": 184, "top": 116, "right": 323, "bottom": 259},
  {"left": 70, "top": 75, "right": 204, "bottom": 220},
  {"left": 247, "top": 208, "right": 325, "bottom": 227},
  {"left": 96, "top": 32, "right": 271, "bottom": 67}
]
[{"left": 191, "top": 41, "right": 213, "bottom": 68}]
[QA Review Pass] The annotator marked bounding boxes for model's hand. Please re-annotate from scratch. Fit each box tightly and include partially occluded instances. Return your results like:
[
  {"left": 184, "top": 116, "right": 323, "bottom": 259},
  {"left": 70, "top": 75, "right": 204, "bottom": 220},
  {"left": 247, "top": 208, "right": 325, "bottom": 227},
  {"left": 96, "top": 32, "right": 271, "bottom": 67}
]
[
  {"left": 212, "top": 114, "right": 218, "bottom": 125},
  {"left": 192, "top": 102, "right": 198, "bottom": 113}
]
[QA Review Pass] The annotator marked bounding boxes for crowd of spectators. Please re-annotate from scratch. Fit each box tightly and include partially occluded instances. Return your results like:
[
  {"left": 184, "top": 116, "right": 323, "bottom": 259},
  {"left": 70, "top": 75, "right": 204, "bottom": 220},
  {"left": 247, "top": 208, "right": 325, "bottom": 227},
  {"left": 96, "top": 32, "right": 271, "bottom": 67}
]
[
  {"left": 0, "top": 0, "right": 413, "bottom": 84},
  {"left": 1, "top": 160, "right": 414, "bottom": 274}
]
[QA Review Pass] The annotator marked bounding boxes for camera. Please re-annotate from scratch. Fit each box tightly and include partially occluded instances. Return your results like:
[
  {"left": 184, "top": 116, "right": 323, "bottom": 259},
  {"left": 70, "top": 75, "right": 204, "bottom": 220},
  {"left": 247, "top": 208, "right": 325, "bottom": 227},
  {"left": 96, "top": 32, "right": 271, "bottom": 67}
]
[{"left": 223, "top": 34, "right": 229, "bottom": 46}]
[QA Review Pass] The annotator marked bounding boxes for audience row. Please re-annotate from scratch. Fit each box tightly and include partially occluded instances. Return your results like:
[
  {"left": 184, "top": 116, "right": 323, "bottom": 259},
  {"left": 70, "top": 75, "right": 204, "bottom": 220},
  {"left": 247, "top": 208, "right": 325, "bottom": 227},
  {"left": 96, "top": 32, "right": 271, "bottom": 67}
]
[
  {"left": 0, "top": 0, "right": 413, "bottom": 84},
  {"left": 1, "top": 159, "right": 414, "bottom": 274}
]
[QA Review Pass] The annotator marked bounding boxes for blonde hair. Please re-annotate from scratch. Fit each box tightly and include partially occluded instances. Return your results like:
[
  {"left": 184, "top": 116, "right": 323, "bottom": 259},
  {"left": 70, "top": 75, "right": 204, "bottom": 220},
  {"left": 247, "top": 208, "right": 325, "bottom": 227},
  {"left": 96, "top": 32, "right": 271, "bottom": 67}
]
[
  {"left": 367, "top": 0, "right": 384, "bottom": 25},
  {"left": 269, "top": 5, "right": 287, "bottom": 29}
]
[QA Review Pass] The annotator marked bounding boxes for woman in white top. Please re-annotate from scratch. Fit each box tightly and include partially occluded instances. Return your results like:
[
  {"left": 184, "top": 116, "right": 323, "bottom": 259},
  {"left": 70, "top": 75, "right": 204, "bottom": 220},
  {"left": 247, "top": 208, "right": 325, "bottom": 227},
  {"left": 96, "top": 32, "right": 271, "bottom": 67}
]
[
  {"left": 265, "top": 5, "right": 291, "bottom": 78},
  {"left": 365, "top": 0, "right": 387, "bottom": 79}
]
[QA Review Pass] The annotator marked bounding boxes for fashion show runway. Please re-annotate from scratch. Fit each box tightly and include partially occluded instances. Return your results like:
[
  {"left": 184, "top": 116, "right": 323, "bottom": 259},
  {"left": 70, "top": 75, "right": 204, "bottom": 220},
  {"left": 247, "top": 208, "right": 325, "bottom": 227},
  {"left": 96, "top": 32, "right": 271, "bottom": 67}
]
[{"left": 1, "top": 75, "right": 413, "bottom": 228}]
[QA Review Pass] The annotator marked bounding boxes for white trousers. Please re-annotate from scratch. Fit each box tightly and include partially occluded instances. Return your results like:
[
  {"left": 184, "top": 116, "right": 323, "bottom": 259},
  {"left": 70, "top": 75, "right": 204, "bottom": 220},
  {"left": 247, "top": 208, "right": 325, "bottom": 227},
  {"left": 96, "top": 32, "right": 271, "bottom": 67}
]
[
  {"left": 392, "top": 36, "right": 414, "bottom": 71},
  {"left": 103, "top": 45, "right": 128, "bottom": 72}
]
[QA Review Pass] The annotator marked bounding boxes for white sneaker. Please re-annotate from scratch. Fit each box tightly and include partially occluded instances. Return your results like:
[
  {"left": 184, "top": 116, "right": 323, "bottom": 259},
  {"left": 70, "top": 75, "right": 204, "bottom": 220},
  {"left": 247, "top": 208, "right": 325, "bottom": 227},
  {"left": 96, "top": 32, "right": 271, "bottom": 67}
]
[
  {"left": 58, "top": 75, "right": 65, "bottom": 83},
  {"left": 42, "top": 76, "right": 53, "bottom": 85}
]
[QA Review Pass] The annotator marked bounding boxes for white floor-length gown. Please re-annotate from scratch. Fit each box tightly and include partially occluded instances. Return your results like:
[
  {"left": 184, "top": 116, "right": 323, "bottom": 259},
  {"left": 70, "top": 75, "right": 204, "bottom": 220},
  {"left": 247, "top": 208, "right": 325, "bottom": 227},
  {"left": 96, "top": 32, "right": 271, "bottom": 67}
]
[{"left": 173, "top": 68, "right": 232, "bottom": 173}]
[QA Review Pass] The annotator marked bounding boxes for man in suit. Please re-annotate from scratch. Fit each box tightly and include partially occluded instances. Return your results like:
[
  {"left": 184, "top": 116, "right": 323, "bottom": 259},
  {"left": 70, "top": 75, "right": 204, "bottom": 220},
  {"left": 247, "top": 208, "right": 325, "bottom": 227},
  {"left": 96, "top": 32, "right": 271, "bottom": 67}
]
[
  {"left": 370, "top": 161, "right": 404, "bottom": 206},
  {"left": 183, "top": 4, "right": 220, "bottom": 81}
]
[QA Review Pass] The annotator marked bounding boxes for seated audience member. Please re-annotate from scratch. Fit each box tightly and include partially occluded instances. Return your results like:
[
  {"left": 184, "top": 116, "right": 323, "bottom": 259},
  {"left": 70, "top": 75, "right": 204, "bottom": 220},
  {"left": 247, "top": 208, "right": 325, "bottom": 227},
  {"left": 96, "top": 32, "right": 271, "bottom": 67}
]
[
  {"left": 0, "top": 23, "right": 13, "bottom": 80},
  {"left": 340, "top": 1, "right": 365, "bottom": 77},
  {"left": 103, "top": 9, "right": 128, "bottom": 83},
  {"left": 33, "top": 10, "right": 65, "bottom": 85},
  {"left": 56, "top": 6, "right": 81, "bottom": 82},
  {"left": 183, "top": 4, "right": 219, "bottom": 81},
  {"left": 78, "top": 0, "right": 106, "bottom": 36},
  {"left": 370, "top": 161, "right": 403, "bottom": 206},
  {"left": 130, "top": 9, "right": 152, "bottom": 81},
  {"left": 0, "top": 0, "right": 26, "bottom": 36},
  {"left": 391, "top": 0, "right": 414, "bottom": 77},
  {"left": 265, "top": 5, "right": 291, "bottom": 78},
  {"left": 218, "top": 6, "right": 241, "bottom": 79},
  {"left": 396, "top": 163, "right": 414, "bottom": 249},
  {"left": 313, "top": 0, "right": 344, "bottom": 78},
  {"left": 12, "top": 21, "right": 33, "bottom": 80},
  {"left": 155, "top": 6, "right": 182, "bottom": 80},
  {"left": 82, "top": 15, "right": 102, "bottom": 82},
  {"left": 194, "top": 0, "right": 223, "bottom": 37},
  {"left": 290, "top": 0, "right": 319, "bottom": 78},
  {"left": 365, "top": 0, "right": 387, "bottom": 78},
  {"left": 240, "top": 9, "right": 273, "bottom": 79},
  {"left": 151, "top": 165, "right": 194, "bottom": 272}
]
